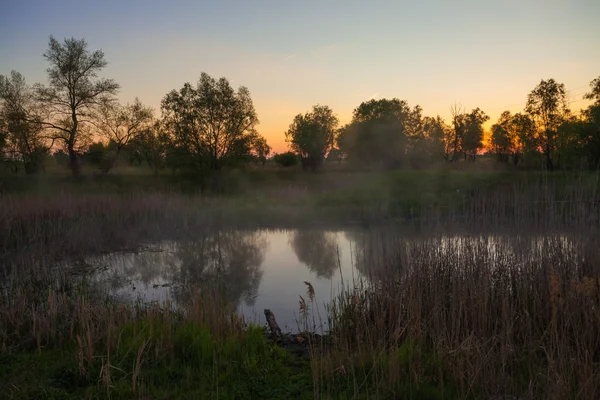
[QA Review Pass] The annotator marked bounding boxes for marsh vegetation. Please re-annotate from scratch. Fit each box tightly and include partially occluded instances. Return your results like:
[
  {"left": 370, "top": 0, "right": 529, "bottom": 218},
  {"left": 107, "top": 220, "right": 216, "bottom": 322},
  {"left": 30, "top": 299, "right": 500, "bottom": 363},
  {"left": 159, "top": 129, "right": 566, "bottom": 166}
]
[{"left": 1, "top": 35, "right": 600, "bottom": 399}]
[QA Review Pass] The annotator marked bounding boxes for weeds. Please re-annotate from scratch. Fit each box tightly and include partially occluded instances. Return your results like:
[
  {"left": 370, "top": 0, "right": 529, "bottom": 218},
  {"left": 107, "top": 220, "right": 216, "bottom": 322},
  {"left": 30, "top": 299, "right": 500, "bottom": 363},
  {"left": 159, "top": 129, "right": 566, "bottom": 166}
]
[{"left": 1, "top": 170, "right": 600, "bottom": 398}]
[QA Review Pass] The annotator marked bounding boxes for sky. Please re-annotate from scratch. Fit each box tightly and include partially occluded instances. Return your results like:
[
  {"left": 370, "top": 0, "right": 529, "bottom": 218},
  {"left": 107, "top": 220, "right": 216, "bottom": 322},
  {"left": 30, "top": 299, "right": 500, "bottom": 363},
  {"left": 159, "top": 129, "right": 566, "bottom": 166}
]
[{"left": 1, "top": 0, "right": 599, "bottom": 152}]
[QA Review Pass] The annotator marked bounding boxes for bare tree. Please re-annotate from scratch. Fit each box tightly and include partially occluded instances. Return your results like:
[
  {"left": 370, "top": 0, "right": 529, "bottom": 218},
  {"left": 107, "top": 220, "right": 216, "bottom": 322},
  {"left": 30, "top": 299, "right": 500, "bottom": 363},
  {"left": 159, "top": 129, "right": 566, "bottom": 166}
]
[
  {"left": 35, "top": 36, "right": 119, "bottom": 177},
  {"left": 95, "top": 97, "right": 153, "bottom": 173}
]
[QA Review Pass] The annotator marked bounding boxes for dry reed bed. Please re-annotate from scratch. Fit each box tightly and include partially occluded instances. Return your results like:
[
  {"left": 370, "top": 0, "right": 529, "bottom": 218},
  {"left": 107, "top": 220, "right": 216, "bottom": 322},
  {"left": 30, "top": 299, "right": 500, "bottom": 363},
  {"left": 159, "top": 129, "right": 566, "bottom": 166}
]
[
  {"left": 1, "top": 179, "right": 600, "bottom": 398},
  {"left": 318, "top": 233, "right": 600, "bottom": 399}
]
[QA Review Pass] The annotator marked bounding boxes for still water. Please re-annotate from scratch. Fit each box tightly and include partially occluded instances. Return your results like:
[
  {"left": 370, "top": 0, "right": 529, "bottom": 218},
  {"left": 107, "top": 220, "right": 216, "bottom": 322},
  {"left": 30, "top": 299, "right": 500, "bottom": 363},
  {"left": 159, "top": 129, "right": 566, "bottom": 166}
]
[
  {"left": 77, "top": 229, "right": 583, "bottom": 332},
  {"left": 82, "top": 230, "right": 361, "bottom": 331}
]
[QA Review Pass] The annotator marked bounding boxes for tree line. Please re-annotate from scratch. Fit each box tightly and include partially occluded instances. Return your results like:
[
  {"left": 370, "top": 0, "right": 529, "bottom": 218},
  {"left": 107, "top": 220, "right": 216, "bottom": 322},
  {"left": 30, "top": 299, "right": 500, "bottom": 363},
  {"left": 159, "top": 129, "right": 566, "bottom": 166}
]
[{"left": 1, "top": 36, "right": 599, "bottom": 177}]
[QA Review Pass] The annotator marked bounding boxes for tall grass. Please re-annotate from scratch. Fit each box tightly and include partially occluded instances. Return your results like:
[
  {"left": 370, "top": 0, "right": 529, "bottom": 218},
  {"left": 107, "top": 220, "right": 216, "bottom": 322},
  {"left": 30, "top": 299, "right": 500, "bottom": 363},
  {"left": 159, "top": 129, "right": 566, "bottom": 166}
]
[
  {"left": 1, "top": 171, "right": 599, "bottom": 398},
  {"left": 316, "top": 232, "right": 600, "bottom": 399}
]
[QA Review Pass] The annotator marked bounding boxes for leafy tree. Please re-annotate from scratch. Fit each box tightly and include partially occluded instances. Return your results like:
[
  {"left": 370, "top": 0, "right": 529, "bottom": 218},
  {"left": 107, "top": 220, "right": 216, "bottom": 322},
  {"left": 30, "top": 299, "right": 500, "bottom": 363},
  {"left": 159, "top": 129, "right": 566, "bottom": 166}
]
[
  {"left": 161, "top": 73, "right": 259, "bottom": 172},
  {"left": 461, "top": 108, "right": 489, "bottom": 161},
  {"left": 449, "top": 104, "right": 466, "bottom": 161},
  {"left": 584, "top": 76, "right": 600, "bottom": 104},
  {"left": 578, "top": 76, "right": 600, "bottom": 168},
  {"left": 339, "top": 98, "right": 412, "bottom": 169},
  {"left": 525, "top": 79, "right": 568, "bottom": 170},
  {"left": 511, "top": 113, "right": 537, "bottom": 166},
  {"left": 34, "top": 36, "right": 119, "bottom": 177},
  {"left": 422, "top": 115, "right": 452, "bottom": 161},
  {"left": 52, "top": 149, "right": 69, "bottom": 168},
  {"left": 448, "top": 106, "right": 488, "bottom": 161},
  {"left": 131, "top": 121, "right": 170, "bottom": 177},
  {"left": 252, "top": 135, "right": 271, "bottom": 165},
  {"left": 285, "top": 105, "right": 338, "bottom": 170},
  {"left": 0, "top": 71, "right": 49, "bottom": 173},
  {"left": 273, "top": 151, "right": 299, "bottom": 167},
  {"left": 83, "top": 141, "right": 109, "bottom": 167},
  {"left": 94, "top": 97, "right": 153, "bottom": 173},
  {"left": 490, "top": 111, "right": 515, "bottom": 163},
  {"left": 404, "top": 105, "right": 432, "bottom": 168}
]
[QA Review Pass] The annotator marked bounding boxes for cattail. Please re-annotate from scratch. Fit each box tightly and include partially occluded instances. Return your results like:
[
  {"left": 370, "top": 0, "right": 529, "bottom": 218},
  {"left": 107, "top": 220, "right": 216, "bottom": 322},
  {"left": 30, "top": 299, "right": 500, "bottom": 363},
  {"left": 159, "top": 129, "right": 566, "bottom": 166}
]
[{"left": 304, "top": 281, "right": 315, "bottom": 301}]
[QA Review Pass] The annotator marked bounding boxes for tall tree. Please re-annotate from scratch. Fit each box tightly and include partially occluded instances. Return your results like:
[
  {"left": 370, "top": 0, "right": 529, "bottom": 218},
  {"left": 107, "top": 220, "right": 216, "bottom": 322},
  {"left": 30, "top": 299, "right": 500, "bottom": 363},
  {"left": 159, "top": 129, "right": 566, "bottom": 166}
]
[
  {"left": 584, "top": 76, "right": 600, "bottom": 105},
  {"left": 462, "top": 108, "right": 489, "bottom": 161},
  {"left": 95, "top": 97, "right": 153, "bottom": 173},
  {"left": 285, "top": 104, "right": 338, "bottom": 170},
  {"left": 162, "top": 73, "right": 258, "bottom": 172},
  {"left": 525, "top": 79, "right": 568, "bottom": 170},
  {"left": 490, "top": 111, "right": 515, "bottom": 163},
  {"left": 423, "top": 115, "right": 452, "bottom": 161},
  {"left": 338, "top": 98, "right": 412, "bottom": 169},
  {"left": 579, "top": 76, "right": 600, "bottom": 168},
  {"left": 35, "top": 36, "right": 119, "bottom": 177},
  {"left": 0, "top": 71, "right": 48, "bottom": 173},
  {"left": 510, "top": 112, "right": 537, "bottom": 166},
  {"left": 449, "top": 103, "right": 466, "bottom": 161}
]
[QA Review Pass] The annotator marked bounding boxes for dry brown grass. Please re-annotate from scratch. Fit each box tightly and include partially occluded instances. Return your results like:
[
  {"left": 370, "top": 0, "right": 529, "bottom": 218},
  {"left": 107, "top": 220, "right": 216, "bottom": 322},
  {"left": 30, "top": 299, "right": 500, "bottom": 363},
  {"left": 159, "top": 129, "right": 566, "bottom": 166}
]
[
  {"left": 1, "top": 173, "right": 599, "bottom": 398},
  {"left": 318, "top": 232, "right": 600, "bottom": 399}
]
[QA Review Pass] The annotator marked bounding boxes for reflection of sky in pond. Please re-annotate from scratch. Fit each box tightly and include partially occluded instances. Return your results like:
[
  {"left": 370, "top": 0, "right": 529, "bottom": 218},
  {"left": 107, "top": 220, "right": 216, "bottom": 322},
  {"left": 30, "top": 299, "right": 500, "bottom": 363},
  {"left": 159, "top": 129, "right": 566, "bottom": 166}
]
[
  {"left": 83, "top": 230, "right": 362, "bottom": 332},
  {"left": 79, "top": 230, "right": 584, "bottom": 333}
]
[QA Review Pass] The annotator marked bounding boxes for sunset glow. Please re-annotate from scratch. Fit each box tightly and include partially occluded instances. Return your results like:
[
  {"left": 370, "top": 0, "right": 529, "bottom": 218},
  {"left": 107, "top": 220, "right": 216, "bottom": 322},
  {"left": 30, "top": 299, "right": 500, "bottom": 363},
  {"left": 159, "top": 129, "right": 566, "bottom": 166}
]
[{"left": 1, "top": 0, "right": 598, "bottom": 153}]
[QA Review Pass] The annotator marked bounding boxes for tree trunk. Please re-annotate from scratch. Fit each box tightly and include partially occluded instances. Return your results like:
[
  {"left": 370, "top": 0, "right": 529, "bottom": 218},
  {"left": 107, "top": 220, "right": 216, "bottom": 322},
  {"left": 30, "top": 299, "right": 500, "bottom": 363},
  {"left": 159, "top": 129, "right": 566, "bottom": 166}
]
[
  {"left": 68, "top": 143, "right": 80, "bottom": 177},
  {"left": 69, "top": 115, "right": 80, "bottom": 178}
]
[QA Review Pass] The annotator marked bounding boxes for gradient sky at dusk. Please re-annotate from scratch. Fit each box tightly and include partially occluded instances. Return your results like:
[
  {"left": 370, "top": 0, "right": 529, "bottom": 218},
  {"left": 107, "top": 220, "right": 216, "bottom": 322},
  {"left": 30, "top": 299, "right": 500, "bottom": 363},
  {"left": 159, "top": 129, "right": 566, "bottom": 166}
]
[{"left": 1, "top": 0, "right": 599, "bottom": 152}]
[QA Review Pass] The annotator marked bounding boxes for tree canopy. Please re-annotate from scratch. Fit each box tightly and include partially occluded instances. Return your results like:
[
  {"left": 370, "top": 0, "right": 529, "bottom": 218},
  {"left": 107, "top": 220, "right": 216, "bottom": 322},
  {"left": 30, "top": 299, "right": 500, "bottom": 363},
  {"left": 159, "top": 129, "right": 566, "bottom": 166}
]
[
  {"left": 35, "top": 36, "right": 120, "bottom": 176},
  {"left": 161, "top": 73, "right": 259, "bottom": 172},
  {"left": 285, "top": 105, "right": 338, "bottom": 170}
]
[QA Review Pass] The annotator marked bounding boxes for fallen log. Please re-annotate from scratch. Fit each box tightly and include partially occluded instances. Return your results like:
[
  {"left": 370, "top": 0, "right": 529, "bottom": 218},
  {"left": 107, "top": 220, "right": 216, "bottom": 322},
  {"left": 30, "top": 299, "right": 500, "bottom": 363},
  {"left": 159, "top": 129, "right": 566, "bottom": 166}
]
[{"left": 264, "top": 308, "right": 282, "bottom": 338}]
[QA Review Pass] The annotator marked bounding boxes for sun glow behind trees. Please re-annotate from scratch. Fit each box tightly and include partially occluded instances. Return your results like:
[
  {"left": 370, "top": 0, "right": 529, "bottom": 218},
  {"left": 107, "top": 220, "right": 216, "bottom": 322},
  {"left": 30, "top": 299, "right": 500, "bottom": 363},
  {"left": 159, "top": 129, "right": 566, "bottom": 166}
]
[{"left": 1, "top": 35, "right": 600, "bottom": 175}]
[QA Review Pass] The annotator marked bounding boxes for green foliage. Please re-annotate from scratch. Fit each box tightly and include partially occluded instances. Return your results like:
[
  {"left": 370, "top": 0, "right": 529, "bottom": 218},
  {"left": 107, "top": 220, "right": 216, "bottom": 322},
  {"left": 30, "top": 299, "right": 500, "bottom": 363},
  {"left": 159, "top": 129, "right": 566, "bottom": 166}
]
[
  {"left": 36, "top": 35, "right": 120, "bottom": 177},
  {"left": 339, "top": 98, "right": 413, "bottom": 169},
  {"left": 94, "top": 97, "right": 154, "bottom": 174},
  {"left": 161, "top": 72, "right": 259, "bottom": 173},
  {"left": 273, "top": 151, "right": 299, "bottom": 167},
  {"left": 129, "top": 121, "right": 171, "bottom": 176},
  {"left": 285, "top": 104, "right": 338, "bottom": 170},
  {"left": 526, "top": 78, "right": 569, "bottom": 170},
  {"left": 253, "top": 135, "right": 271, "bottom": 165},
  {"left": 82, "top": 141, "right": 110, "bottom": 169},
  {"left": 0, "top": 71, "right": 49, "bottom": 174}
]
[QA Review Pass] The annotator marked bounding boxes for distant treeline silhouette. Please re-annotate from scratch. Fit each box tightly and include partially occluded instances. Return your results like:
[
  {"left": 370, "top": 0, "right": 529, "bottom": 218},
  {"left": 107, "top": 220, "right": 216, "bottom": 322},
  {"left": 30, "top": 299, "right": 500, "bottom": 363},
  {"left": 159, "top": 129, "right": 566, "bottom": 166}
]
[{"left": 1, "top": 36, "right": 599, "bottom": 176}]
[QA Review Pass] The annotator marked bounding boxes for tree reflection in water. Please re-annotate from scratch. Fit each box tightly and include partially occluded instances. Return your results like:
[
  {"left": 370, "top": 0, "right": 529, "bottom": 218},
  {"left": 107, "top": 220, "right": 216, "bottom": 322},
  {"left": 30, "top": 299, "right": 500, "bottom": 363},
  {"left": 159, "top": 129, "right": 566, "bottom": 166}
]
[
  {"left": 344, "top": 229, "right": 408, "bottom": 282},
  {"left": 168, "top": 231, "right": 267, "bottom": 307},
  {"left": 92, "top": 230, "right": 267, "bottom": 308},
  {"left": 289, "top": 230, "right": 338, "bottom": 279}
]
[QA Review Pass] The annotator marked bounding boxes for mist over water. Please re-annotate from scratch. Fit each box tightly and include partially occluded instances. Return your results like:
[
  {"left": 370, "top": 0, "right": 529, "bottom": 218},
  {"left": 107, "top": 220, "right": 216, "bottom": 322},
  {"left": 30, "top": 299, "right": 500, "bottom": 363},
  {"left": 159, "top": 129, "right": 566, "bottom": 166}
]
[{"left": 73, "top": 228, "right": 586, "bottom": 332}]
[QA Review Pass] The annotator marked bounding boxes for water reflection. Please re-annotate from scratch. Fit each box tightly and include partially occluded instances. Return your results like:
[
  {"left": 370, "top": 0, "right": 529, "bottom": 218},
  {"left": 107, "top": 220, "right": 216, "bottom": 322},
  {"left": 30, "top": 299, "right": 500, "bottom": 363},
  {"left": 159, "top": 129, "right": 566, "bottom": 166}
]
[
  {"left": 68, "top": 228, "right": 595, "bottom": 332},
  {"left": 289, "top": 230, "right": 338, "bottom": 279},
  {"left": 88, "top": 231, "right": 267, "bottom": 308},
  {"left": 345, "top": 229, "right": 408, "bottom": 282},
  {"left": 171, "top": 232, "right": 266, "bottom": 306}
]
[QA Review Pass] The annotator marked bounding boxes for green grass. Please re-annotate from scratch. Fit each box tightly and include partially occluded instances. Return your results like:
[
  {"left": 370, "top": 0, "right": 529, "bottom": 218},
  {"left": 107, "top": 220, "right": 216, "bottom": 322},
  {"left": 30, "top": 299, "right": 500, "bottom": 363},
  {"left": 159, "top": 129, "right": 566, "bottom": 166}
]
[{"left": 0, "top": 318, "right": 455, "bottom": 400}]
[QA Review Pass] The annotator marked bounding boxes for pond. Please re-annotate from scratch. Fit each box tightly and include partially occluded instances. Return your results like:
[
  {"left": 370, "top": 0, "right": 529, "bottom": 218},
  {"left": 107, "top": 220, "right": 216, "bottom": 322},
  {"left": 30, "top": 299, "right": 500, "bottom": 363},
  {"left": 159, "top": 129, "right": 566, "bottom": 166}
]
[{"left": 67, "top": 228, "right": 590, "bottom": 333}]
